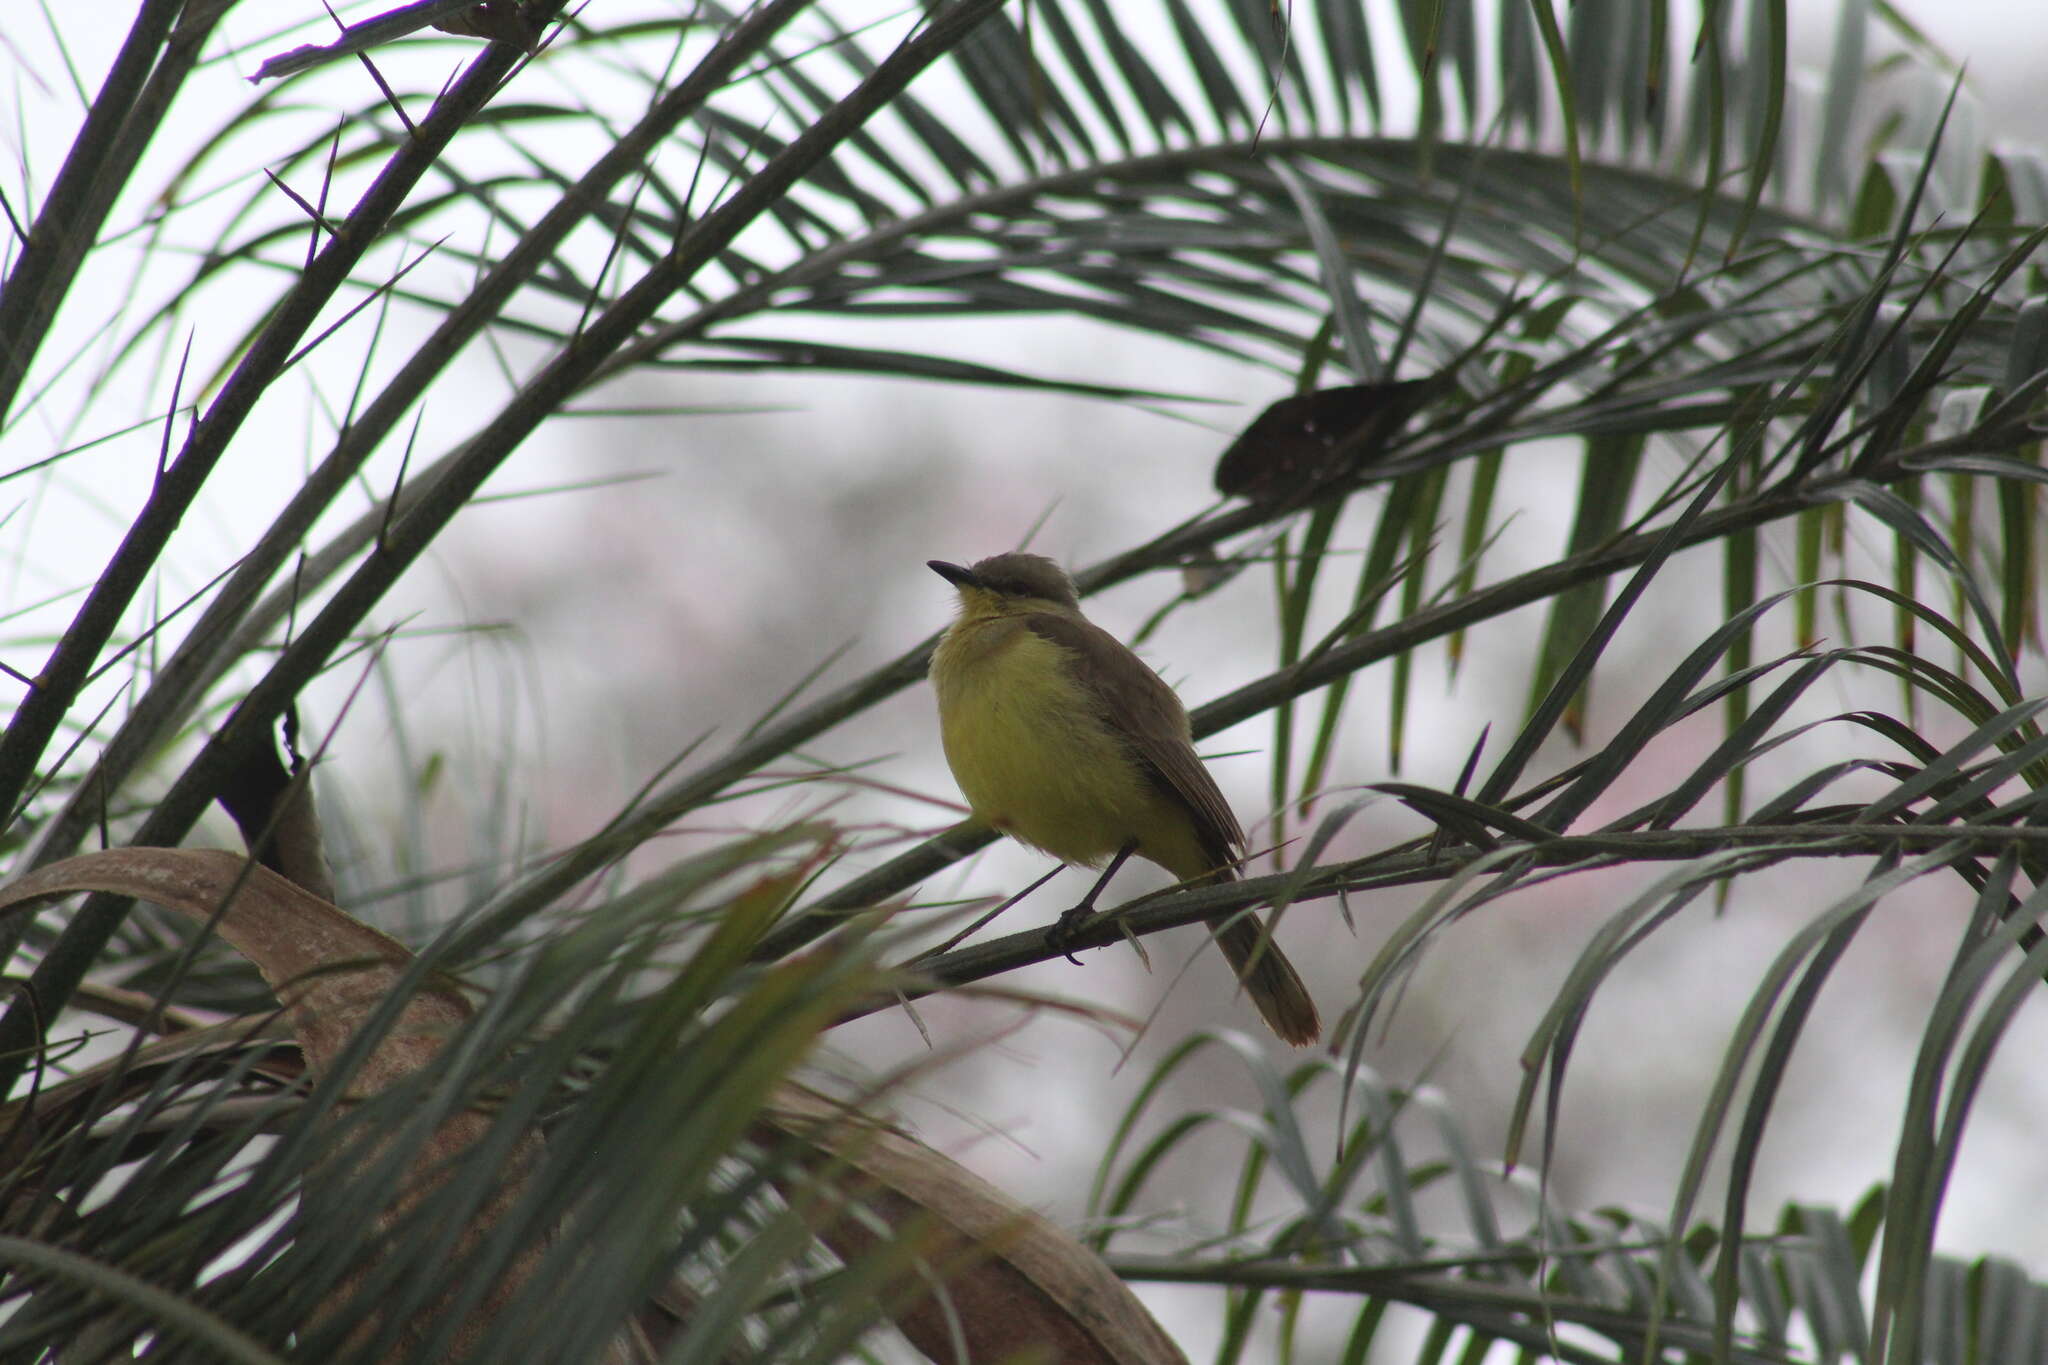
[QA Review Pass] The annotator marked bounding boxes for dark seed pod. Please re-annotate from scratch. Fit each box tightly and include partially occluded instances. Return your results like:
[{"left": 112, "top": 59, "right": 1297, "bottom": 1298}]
[{"left": 1214, "top": 376, "right": 1446, "bottom": 506}]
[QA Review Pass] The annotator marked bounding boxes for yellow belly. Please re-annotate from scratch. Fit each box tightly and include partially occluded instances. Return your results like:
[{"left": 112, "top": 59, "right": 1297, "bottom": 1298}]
[{"left": 931, "top": 621, "right": 1209, "bottom": 876}]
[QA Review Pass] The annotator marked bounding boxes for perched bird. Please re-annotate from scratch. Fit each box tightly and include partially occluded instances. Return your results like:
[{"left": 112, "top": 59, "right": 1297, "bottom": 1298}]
[{"left": 927, "top": 553, "right": 1321, "bottom": 1046}]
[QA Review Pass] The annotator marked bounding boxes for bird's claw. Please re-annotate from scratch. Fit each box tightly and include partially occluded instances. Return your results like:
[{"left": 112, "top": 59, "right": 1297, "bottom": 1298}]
[{"left": 1048, "top": 904, "right": 1095, "bottom": 965}]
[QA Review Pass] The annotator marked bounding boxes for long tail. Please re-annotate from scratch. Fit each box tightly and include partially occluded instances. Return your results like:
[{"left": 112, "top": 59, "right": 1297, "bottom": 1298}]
[{"left": 1207, "top": 912, "right": 1321, "bottom": 1047}]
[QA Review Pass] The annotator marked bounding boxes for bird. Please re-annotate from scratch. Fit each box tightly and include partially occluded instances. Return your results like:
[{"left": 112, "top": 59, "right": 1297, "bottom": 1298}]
[{"left": 926, "top": 552, "right": 1321, "bottom": 1046}]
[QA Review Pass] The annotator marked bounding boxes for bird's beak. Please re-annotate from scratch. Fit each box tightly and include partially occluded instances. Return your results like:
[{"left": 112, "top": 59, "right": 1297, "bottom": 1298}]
[{"left": 928, "top": 560, "right": 979, "bottom": 589}]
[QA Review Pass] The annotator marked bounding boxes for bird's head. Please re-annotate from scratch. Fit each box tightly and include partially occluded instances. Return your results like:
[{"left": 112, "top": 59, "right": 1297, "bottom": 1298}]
[{"left": 929, "top": 553, "right": 1082, "bottom": 616}]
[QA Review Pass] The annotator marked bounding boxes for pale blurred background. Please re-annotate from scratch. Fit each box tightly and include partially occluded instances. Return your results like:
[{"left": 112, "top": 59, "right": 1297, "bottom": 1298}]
[{"left": 4, "top": 1, "right": 2046, "bottom": 1356}]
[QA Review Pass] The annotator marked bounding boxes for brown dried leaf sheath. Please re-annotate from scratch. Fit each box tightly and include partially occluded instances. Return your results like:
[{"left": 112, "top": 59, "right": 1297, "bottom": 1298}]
[
  {"left": 0, "top": 849, "right": 561, "bottom": 1363},
  {"left": 762, "top": 1086, "right": 1189, "bottom": 1365}
]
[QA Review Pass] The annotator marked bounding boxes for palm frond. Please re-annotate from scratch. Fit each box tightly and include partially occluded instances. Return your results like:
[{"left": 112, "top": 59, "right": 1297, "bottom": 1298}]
[{"left": 1090, "top": 1037, "right": 2048, "bottom": 1363}]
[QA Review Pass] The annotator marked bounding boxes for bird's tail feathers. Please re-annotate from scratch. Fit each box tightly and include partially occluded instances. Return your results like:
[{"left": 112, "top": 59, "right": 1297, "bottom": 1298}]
[{"left": 1208, "top": 912, "right": 1321, "bottom": 1047}]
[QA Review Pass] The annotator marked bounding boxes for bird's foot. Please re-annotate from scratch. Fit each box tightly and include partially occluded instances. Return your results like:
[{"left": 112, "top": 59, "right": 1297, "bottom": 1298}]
[
  {"left": 1046, "top": 842, "right": 1136, "bottom": 965},
  {"left": 1047, "top": 903, "right": 1096, "bottom": 965}
]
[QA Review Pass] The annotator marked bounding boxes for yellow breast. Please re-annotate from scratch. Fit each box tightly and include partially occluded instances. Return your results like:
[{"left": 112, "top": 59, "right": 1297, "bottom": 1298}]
[{"left": 930, "top": 618, "right": 1170, "bottom": 869}]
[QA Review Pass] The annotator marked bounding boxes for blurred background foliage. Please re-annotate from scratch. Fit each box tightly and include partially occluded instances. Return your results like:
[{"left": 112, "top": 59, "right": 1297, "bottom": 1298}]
[{"left": 2, "top": 0, "right": 2048, "bottom": 1359}]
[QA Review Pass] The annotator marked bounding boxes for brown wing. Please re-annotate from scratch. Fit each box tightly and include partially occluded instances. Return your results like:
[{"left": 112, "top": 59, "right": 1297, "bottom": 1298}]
[{"left": 1021, "top": 611, "right": 1245, "bottom": 869}]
